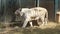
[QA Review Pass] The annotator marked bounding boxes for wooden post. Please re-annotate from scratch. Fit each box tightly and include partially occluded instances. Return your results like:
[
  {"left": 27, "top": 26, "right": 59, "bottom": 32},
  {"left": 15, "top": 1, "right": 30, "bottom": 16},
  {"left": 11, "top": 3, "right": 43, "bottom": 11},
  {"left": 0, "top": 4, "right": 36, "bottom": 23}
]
[
  {"left": 37, "top": 0, "right": 39, "bottom": 7},
  {"left": 55, "top": 0, "right": 58, "bottom": 21},
  {"left": 56, "top": 12, "right": 60, "bottom": 23}
]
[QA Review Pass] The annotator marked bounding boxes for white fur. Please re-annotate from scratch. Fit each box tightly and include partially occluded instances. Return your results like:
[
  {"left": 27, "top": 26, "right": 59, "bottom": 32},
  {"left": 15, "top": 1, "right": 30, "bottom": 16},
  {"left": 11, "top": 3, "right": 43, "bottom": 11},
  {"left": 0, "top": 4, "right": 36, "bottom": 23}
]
[{"left": 15, "top": 7, "right": 48, "bottom": 28}]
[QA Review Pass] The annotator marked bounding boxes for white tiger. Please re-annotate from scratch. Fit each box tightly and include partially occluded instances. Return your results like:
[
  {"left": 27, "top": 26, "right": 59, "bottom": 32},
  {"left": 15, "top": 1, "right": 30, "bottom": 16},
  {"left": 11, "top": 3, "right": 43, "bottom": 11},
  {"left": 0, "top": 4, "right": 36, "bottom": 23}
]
[{"left": 15, "top": 7, "right": 48, "bottom": 28}]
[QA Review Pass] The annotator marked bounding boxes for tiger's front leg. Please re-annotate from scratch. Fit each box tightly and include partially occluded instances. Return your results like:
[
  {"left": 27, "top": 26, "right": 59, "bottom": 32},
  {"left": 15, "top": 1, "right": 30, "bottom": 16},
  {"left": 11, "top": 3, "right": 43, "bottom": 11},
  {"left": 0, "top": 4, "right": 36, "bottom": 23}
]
[
  {"left": 22, "top": 13, "right": 34, "bottom": 28},
  {"left": 22, "top": 17, "right": 31, "bottom": 28}
]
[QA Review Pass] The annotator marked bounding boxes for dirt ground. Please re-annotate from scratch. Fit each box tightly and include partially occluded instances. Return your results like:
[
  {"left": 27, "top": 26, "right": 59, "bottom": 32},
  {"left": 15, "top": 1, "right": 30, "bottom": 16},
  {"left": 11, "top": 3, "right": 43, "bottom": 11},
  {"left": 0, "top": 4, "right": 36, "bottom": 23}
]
[{"left": 0, "top": 21, "right": 60, "bottom": 34}]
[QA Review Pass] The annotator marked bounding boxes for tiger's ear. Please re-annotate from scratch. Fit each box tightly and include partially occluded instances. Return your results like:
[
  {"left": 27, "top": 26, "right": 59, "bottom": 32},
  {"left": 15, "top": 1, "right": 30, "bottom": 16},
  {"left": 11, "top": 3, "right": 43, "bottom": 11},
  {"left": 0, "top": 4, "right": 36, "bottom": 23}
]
[
  {"left": 20, "top": 12, "right": 23, "bottom": 16},
  {"left": 15, "top": 11, "right": 18, "bottom": 15}
]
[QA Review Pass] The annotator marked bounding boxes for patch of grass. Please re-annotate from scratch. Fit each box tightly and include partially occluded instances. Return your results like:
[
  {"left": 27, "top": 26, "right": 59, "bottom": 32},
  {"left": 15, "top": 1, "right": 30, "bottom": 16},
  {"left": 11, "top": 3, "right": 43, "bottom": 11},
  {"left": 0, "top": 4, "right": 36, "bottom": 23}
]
[
  {"left": 0, "top": 23, "right": 60, "bottom": 34},
  {"left": 0, "top": 23, "right": 5, "bottom": 28},
  {"left": 2, "top": 27, "right": 60, "bottom": 34}
]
